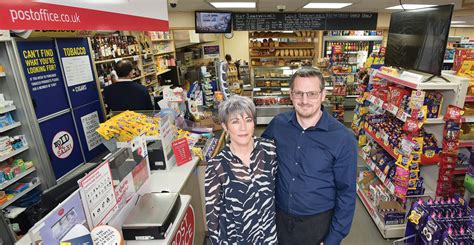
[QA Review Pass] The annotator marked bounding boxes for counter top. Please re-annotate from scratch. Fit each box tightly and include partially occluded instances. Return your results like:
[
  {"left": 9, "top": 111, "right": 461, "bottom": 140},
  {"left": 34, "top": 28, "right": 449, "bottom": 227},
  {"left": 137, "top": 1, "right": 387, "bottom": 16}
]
[
  {"left": 125, "top": 195, "right": 191, "bottom": 245},
  {"left": 142, "top": 157, "right": 199, "bottom": 193}
]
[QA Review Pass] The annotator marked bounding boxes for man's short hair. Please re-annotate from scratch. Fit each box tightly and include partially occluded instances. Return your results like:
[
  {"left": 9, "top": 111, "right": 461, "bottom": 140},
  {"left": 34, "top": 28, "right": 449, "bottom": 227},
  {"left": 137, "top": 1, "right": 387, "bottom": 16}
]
[
  {"left": 114, "top": 60, "right": 133, "bottom": 78},
  {"left": 290, "top": 67, "right": 325, "bottom": 91}
]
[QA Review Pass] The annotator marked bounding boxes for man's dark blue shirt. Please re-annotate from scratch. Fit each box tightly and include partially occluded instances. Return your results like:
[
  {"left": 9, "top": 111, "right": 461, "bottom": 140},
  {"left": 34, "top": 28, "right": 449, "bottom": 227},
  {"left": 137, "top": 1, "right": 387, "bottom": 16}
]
[
  {"left": 103, "top": 80, "right": 153, "bottom": 111},
  {"left": 262, "top": 109, "right": 357, "bottom": 245}
]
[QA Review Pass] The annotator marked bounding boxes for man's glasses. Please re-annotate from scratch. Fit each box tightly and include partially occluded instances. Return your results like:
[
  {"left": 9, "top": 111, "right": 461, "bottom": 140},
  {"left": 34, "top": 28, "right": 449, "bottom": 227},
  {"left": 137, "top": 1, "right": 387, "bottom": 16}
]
[{"left": 291, "top": 91, "right": 321, "bottom": 99}]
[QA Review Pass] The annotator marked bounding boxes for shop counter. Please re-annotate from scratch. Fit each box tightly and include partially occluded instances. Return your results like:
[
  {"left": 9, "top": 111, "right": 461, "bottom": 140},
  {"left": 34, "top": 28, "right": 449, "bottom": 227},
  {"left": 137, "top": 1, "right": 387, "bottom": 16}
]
[{"left": 142, "top": 157, "right": 199, "bottom": 193}]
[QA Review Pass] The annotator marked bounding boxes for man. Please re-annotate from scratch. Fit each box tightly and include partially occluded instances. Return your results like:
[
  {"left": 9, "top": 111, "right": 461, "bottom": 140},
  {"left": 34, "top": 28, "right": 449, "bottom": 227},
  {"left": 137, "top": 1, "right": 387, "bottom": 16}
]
[
  {"left": 103, "top": 60, "right": 153, "bottom": 111},
  {"left": 262, "top": 67, "right": 357, "bottom": 245}
]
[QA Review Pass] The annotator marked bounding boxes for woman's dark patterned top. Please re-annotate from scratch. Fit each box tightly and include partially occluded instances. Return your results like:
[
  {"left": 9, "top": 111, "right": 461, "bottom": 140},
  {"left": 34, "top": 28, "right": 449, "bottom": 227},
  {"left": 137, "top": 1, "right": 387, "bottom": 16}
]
[{"left": 205, "top": 137, "right": 278, "bottom": 244}]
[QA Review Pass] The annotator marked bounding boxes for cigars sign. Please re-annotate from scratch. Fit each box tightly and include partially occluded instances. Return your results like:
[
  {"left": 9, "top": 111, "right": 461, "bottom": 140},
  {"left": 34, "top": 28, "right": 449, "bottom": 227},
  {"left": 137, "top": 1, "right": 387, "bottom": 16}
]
[{"left": 0, "top": 0, "right": 169, "bottom": 31}]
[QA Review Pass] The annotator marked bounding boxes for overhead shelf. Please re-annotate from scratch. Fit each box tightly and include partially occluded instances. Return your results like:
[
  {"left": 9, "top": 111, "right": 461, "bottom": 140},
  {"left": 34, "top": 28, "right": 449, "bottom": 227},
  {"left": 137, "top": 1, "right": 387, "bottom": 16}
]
[
  {"left": 375, "top": 71, "right": 460, "bottom": 90},
  {"left": 151, "top": 39, "right": 173, "bottom": 42}
]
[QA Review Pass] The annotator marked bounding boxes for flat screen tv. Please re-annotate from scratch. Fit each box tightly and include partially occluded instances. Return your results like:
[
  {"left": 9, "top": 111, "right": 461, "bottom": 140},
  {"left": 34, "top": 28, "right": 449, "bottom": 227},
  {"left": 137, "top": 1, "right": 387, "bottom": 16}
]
[
  {"left": 385, "top": 4, "right": 454, "bottom": 75},
  {"left": 195, "top": 11, "right": 232, "bottom": 33}
]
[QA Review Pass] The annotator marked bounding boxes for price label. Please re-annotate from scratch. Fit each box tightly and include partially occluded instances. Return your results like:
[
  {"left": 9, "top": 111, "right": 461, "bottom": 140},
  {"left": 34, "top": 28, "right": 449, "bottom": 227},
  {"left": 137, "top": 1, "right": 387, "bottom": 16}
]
[
  {"left": 386, "top": 103, "right": 399, "bottom": 115},
  {"left": 387, "top": 182, "right": 395, "bottom": 194},
  {"left": 377, "top": 99, "right": 384, "bottom": 107},
  {"left": 374, "top": 97, "right": 381, "bottom": 106},
  {"left": 379, "top": 172, "right": 386, "bottom": 182},
  {"left": 396, "top": 110, "right": 408, "bottom": 122},
  {"left": 367, "top": 94, "right": 376, "bottom": 103}
]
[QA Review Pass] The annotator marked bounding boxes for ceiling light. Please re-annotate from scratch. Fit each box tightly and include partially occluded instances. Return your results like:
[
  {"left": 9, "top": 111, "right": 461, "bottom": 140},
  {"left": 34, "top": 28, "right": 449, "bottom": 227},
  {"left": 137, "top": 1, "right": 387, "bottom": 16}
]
[
  {"left": 451, "top": 21, "right": 466, "bottom": 24},
  {"left": 303, "top": 3, "right": 352, "bottom": 9},
  {"left": 386, "top": 4, "right": 436, "bottom": 10},
  {"left": 210, "top": 2, "right": 255, "bottom": 8}
]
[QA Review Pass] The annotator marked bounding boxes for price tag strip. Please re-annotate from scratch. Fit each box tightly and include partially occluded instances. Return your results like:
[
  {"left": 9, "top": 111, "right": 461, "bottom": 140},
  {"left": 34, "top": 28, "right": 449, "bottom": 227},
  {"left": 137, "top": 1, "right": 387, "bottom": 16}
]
[{"left": 359, "top": 151, "right": 396, "bottom": 196}]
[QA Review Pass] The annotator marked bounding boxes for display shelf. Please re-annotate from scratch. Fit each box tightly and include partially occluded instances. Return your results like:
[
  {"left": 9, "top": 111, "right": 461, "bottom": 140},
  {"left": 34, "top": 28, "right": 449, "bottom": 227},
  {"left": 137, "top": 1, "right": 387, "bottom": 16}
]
[
  {"left": 255, "top": 105, "right": 293, "bottom": 109},
  {"left": 346, "top": 95, "right": 360, "bottom": 98},
  {"left": 151, "top": 39, "right": 173, "bottom": 42},
  {"left": 465, "top": 96, "right": 474, "bottom": 102},
  {"left": 324, "top": 36, "right": 384, "bottom": 42},
  {"left": 356, "top": 185, "right": 406, "bottom": 239},
  {"left": 142, "top": 63, "right": 154, "bottom": 67},
  {"left": 254, "top": 86, "right": 290, "bottom": 89},
  {"left": 154, "top": 50, "right": 174, "bottom": 56},
  {"left": 0, "top": 105, "right": 16, "bottom": 114},
  {"left": 366, "top": 94, "right": 444, "bottom": 124},
  {"left": 454, "top": 167, "right": 467, "bottom": 175},
  {"left": 94, "top": 55, "right": 136, "bottom": 64},
  {"left": 333, "top": 72, "right": 358, "bottom": 75},
  {"left": 460, "top": 140, "right": 474, "bottom": 147},
  {"left": 0, "top": 167, "right": 35, "bottom": 190},
  {"left": 461, "top": 116, "right": 474, "bottom": 123},
  {"left": 359, "top": 151, "right": 396, "bottom": 195},
  {"left": 250, "top": 33, "right": 308, "bottom": 39},
  {"left": 131, "top": 75, "right": 144, "bottom": 81},
  {"left": 444, "top": 60, "right": 454, "bottom": 63},
  {"left": 254, "top": 77, "right": 290, "bottom": 81},
  {"left": 251, "top": 56, "right": 313, "bottom": 59},
  {"left": 156, "top": 69, "right": 171, "bottom": 76},
  {"left": 0, "top": 145, "right": 29, "bottom": 162},
  {"left": 0, "top": 122, "right": 21, "bottom": 133},
  {"left": 364, "top": 127, "right": 438, "bottom": 165},
  {"left": 375, "top": 71, "right": 459, "bottom": 90},
  {"left": 0, "top": 180, "right": 41, "bottom": 209},
  {"left": 250, "top": 46, "right": 314, "bottom": 50},
  {"left": 144, "top": 71, "right": 156, "bottom": 76},
  {"left": 145, "top": 82, "right": 159, "bottom": 87}
]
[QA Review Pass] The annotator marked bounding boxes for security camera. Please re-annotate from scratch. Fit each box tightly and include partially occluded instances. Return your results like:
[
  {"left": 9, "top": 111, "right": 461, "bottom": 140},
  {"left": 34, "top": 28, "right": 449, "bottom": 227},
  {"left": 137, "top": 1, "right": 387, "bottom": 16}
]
[
  {"left": 169, "top": 0, "right": 178, "bottom": 8},
  {"left": 277, "top": 4, "right": 286, "bottom": 12}
]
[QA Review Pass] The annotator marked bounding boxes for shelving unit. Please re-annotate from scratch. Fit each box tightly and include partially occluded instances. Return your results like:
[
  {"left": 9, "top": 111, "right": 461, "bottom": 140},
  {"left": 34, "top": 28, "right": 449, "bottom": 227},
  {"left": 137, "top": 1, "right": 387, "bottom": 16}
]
[
  {"left": 0, "top": 40, "right": 45, "bottom": 244},
  {"left": 90, "top": 31, "right": 177, "bottom": 118},
  {"left": 353, "top": 68, "right": 470, "bottom": 238},
  {"left": 0, "top": 122, "right": 21, "bottom": 133},
  {"left": 0, "top": 180, "right": 41, "bottom": 209},
  {"left": 0, "top": 167, "right": 35, "bottom": 190},
  {"left": 248, "top": 31, "right": 316, "bottom": 125},
  {"left": 443, "top": 36, "right": 462, "bottom": 70},
  {"left": 251, "top": 66, "right": 296, "bottom": 125}
]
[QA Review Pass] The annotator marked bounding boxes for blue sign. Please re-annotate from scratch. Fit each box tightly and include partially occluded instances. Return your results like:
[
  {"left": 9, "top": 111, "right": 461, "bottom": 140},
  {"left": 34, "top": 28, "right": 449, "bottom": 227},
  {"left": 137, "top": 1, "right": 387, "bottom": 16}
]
[
  {"left": 17, "top": 40, "right": 70, "bottom": 119},
  {"left": 56, "top": 38, "right": 100, "bottom": 108},
  {"left": 73, "top": 101, "right": 106, "bottom": 162},
  {"left": 39, "top": 112, "right": 84, "bottom": 179}
]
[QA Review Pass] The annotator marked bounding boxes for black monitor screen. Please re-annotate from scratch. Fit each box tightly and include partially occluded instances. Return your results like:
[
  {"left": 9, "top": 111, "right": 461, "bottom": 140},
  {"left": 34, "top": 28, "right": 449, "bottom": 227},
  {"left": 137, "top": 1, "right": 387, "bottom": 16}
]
[
  {"left": 385, "top": 5, "right": 454, "bottom": 75},
  {"left": 195, "top": 11, "right": 232, "bottom": 33}
]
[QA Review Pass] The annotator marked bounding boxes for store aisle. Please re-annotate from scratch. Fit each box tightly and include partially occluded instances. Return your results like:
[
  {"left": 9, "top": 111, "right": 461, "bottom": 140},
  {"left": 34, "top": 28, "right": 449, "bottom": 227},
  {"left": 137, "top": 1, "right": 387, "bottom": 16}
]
[{"left": 343, "top": 199, "right": 393, "bottom": 245}]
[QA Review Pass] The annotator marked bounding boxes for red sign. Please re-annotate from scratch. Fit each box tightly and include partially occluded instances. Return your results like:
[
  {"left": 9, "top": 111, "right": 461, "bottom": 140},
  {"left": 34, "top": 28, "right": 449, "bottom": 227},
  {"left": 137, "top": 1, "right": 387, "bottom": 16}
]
[
  {"left": 172, "top": 205, "right": 195, "bottom": 245},
  {"left": 172, "top": 138, "right": 192, "bottom": 166},
  {"left": 0, "top": 0, "right": 169, "bottom": 31}
]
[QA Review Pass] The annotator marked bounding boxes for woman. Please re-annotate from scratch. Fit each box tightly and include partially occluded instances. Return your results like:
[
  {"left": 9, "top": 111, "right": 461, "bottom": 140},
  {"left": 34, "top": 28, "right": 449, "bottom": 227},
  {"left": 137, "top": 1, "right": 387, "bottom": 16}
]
[{"left": 205, "top": 95, "right": 278, "bottom": 244}]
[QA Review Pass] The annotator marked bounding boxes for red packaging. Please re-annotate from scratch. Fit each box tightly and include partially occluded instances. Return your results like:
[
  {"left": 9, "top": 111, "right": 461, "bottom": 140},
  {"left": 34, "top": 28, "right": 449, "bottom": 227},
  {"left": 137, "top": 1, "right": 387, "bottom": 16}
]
[
  {"left": 388, "top": 86, "right": 410, "bottom": 107},
  {"left": 403, "top": 119, "right": 420, "bottom": 133},
  {"left": 453, "top": 48, "right": 474, "bottom": 72},
  {"left": 442, "top": 140, "right": 459, "bottom": 154},
  {"left": 444, "top": 105, "right": 464, "bottom": 122}
]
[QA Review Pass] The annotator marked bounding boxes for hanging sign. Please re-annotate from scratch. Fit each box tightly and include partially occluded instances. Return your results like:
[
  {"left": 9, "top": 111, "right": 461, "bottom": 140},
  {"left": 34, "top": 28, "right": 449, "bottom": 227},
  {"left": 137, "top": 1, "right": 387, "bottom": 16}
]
[{"left": 0, "top": 0, "right": 169, "bottom": 31}]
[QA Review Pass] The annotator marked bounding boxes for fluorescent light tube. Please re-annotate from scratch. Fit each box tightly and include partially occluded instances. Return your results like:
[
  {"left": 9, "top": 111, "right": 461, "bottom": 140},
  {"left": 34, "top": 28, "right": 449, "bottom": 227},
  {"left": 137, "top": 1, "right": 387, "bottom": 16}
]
[
  {"left": 210, "top": 2, "right": 256, "bottom": 8},
  {"left": 303, "top": 3, "right": 352, "bottom": 9}
]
